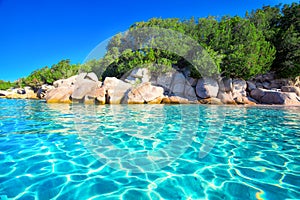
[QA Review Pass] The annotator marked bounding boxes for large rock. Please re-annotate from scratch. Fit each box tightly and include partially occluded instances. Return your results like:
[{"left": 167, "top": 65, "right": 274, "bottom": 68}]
[
  {"left": 250, "top": 89, "right": 266, "bottom": 103},
  {"left": 246, "top": 81, "right": 256, "bottom": 91},
  {"left": 53, "top": 75, "right": 77, "bottom": 88},
  {"left": 217, "top": 91, "right": 236, "bottom": 104},
  {"left": 37, "top": 84, "right": 55, "bottom": 99},
  {"left": 124, "top": 68, "right": 150, "bottom": 84},
  {"left": 187, "top": 77, "right": 197, "bottom": 87},
  {"left": 155, "top": 71, "right": 174, "bottom": 88},
  {"left": 45, "top": 87, "right": 73, "bottom": 103},
  {"left": 37, "top": 88, "right": 45, "bottom": 99},
  {"left": 196, "top": 77, "right": 219, "bottom": 99},
  {"left": 5, "top": 92, "right": 37, "bottom": 99},
  {"left": 127, "top": 82, "right": 164, "bottom": 104},
  {"left": 219, "top": 77, "right": 232, "bottom": 93},
  {"left": 94, "top": 87, "right": 106, "bottom": 105},
  {"left": 261, "top": 92, "right": 288, "bottom": 105},
  {"left": 0, "top": 90, "right": 9, "bottom": 97},
  {"left": 85, "top": 72, "right": 98, "bottom": 82},
  {"left": 84, "top": 87, "right": 106, "bottom": 104},
  {"left": 232, "top": 79, "right": 247, "bottom": 99},
  {"left": 76, "top": 73, "right": 87, "bottom": 82},
  {"left": 169, "top": 72, "right": 197, "bottom": 101},
  {"left": 16, "top": 88, "right": 25, "bottom": 94},
  {"left": 281, "top": 86, "right": 300, "bottom": 97},
  {"left": 5, "top": 87, "right": 37, "bottom": 99},
  {"left": 103, "top": 77, "right": 132, "bottom": 104},
  {"left": 152, "top": 70, "right": 176, "bottom": 95},
  {"left": 71, "top": 79, "right": 99, "bottom": 101},
  {"left": 251, "top": 88, "right": 300, "bottom": 105}
]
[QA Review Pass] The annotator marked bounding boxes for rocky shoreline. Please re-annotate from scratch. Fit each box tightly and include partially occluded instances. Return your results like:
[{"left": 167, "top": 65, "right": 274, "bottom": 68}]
[{"left": 1, "top": 69, "right": 300, "bottom": 106}]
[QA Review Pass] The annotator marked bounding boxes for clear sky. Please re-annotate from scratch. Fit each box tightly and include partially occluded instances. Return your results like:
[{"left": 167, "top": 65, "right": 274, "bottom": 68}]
[{"left": 0, "top": 0, "right": 298, "bottom": 81}]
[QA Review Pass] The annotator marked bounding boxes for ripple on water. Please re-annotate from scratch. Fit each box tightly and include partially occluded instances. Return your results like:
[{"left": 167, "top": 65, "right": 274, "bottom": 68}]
[{"left": 0, "top": 100, "right": 300, "bottom": 199}]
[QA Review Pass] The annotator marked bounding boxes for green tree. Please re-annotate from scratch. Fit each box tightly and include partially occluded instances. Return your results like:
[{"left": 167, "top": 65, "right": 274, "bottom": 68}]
[
  {"left": 271, "top": 3, "right": 300, "bottom": 78},
  {"left": 211, "top": 16, "right": 275, "bottom": 79}
]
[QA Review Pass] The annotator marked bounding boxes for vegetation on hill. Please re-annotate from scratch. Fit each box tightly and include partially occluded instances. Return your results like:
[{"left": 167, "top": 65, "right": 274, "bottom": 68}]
[
  {"left": 0, "top": 80, "right": 16, "bottom": 90},
  {"left": 18, "top": 59, "right": 82, "bottom": 88},
  {"left": 0, "top": 2, "right": 299, "bottom": 90},
  {"left": 88, "top": 3, "right": 299, "bottom": 80}
]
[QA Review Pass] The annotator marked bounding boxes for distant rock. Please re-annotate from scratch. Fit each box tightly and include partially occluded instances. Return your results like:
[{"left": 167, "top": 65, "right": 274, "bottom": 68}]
[
  {"left": 251, "top": 88, "right": 300, "bottom": 105},
  {"left": 4, "top": 87, "right": 37, "bottom": 99},
  {"left": 281, "top": 86, "right": 300, "bottom": 97},
  {"left": 196, "top": 77, "right": 219, "bottom": 99},
  {"left": 261, "top": 91, "right": 287, "bottom": 104}
]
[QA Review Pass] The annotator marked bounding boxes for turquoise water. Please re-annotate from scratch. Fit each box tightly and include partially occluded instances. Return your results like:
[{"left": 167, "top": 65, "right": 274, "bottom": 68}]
[{"left": 0, "top": 99, "right": 300, "bottom": 200}]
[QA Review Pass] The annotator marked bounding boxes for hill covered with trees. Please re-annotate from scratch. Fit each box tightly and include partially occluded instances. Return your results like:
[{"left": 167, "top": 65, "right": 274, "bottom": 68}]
[{"left": 1, "top": 2, "right": 299, "bottom": 90}]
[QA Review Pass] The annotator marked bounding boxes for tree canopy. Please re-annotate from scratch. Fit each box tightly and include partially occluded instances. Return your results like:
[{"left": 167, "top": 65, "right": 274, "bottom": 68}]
[{"left": 90, "top": 3, "right": 298, "bottom": 80}]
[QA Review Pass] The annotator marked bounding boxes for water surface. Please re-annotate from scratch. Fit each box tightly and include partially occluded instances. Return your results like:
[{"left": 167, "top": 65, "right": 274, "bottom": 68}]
[{"left": 0, "top": 99, "right": 299, "bottom": 199}]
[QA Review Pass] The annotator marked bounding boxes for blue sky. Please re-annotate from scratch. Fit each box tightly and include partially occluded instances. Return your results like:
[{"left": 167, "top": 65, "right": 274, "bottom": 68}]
[{"left": 0, "top": 0, "right": 298, "bottom": 81}]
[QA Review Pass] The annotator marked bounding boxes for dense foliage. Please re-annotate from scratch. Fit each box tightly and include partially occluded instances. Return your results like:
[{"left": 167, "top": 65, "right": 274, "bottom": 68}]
[
  {"left": 248, "top": 3, "right": 300, "bottom": 78},
  {"left": 0, "top": 80, "right": 16, "bottom": 90},
  {"left": 18, "top": 59, "right": 82, "bottom": 88},
  {"left": 88, "top": 3, "right": 299, "bottom": 80},
  {"left": 2, "top": 3, "right": 299, "bottom": 89}
]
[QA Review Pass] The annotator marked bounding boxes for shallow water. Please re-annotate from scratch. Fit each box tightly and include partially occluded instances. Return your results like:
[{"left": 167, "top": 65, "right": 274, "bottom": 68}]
[{"left": 0, "top": 99, "right": 299, "bottom": 200}]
